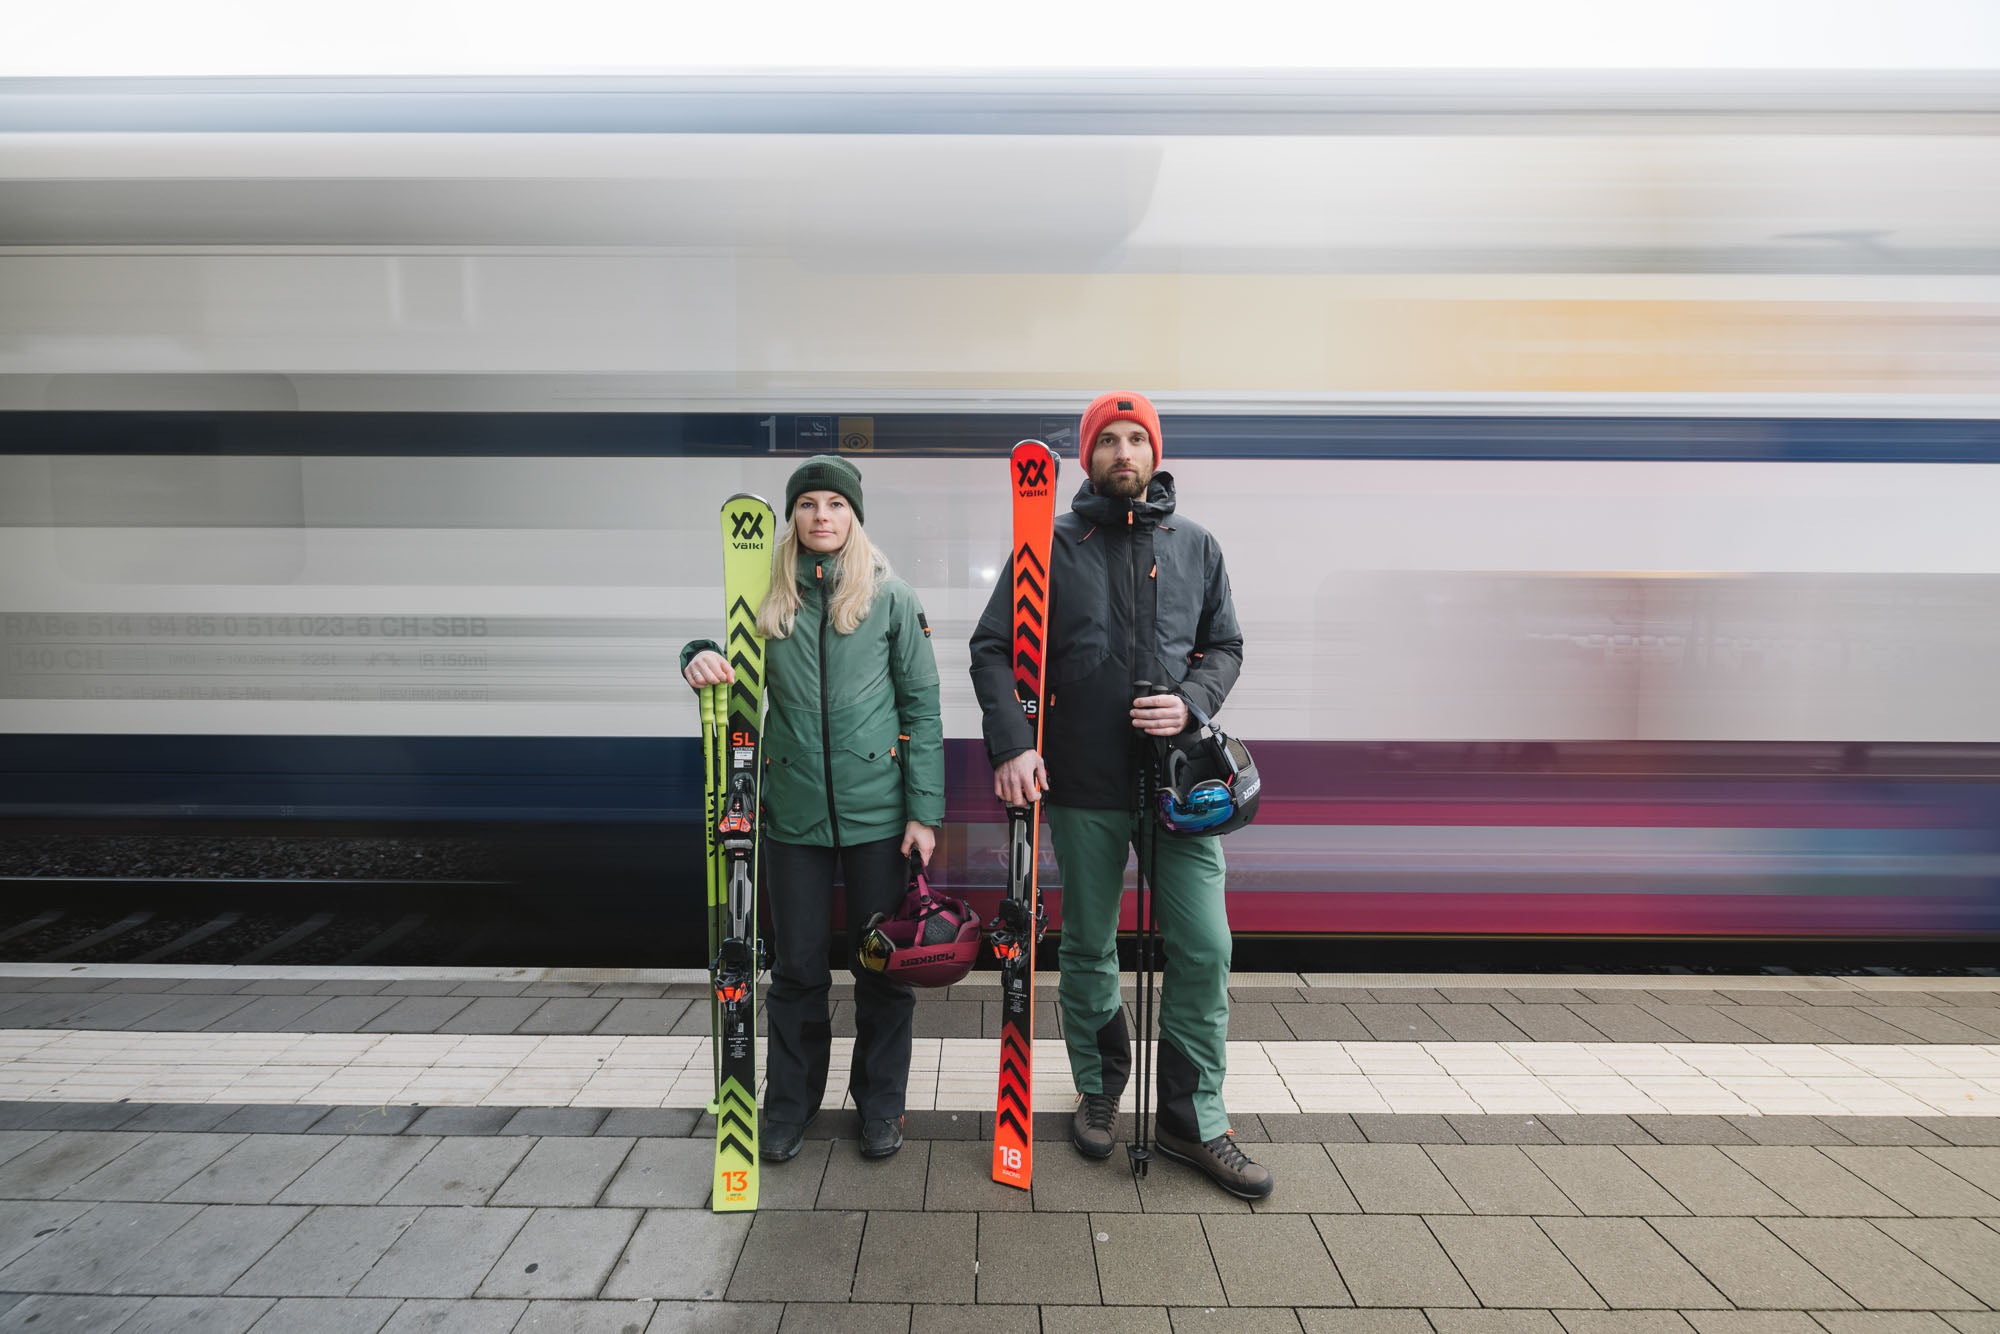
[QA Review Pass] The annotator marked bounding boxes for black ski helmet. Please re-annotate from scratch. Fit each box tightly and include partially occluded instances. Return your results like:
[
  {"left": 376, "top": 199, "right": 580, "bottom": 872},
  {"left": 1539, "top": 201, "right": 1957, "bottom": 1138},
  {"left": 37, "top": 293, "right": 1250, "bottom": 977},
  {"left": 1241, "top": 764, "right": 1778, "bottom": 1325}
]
[{"left": 1152, "top": 699, "right": 1262, "bottom": 837}]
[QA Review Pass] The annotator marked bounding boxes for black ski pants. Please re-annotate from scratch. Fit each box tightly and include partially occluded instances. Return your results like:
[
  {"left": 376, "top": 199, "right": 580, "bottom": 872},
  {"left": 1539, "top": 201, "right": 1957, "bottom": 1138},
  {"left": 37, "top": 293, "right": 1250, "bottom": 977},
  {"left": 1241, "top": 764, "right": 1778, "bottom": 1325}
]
[{"left": 760, "top": 834, "right": 915, "bottom": 1126}]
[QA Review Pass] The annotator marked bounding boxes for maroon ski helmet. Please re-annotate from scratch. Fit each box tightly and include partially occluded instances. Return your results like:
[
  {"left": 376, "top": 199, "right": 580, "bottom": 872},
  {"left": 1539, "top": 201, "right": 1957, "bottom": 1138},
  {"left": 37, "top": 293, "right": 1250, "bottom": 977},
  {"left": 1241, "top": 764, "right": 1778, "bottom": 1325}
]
[{"left": 857, "top": 863, "right": 982, "bottom": 987}]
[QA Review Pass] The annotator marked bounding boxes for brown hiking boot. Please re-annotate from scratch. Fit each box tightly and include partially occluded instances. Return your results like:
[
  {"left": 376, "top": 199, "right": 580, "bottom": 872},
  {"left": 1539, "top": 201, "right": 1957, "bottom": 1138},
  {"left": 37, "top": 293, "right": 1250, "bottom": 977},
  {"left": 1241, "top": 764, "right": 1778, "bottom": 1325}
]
[
  {"left": 1154, "top": 1125, "right": 1274, "bottom": 1200},
  {"left": 1070, "top": 1092, "right": 1118, "bottom": 1160}
]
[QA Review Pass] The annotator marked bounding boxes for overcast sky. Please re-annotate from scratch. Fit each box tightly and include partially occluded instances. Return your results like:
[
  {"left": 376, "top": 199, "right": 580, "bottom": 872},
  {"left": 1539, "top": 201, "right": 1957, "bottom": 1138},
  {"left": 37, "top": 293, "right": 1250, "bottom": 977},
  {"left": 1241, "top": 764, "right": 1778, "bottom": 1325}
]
[{"left": 11, "top": 0, "right": 2000, "bottom": 75}]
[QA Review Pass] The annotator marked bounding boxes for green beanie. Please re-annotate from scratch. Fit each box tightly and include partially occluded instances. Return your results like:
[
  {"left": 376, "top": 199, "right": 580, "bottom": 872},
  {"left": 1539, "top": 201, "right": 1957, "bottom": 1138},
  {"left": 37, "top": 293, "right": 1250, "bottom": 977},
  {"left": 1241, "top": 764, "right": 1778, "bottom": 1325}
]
[{"left": 785, "top": 454, "right": 865, "bottom": 525}]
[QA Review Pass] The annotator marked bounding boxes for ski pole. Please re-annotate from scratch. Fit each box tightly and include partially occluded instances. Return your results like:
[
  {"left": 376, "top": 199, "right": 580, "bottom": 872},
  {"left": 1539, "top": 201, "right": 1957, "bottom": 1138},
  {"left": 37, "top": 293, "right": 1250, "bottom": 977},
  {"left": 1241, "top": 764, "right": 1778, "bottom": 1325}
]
[{"left": 1128, "top": 682, "right": 1165, "bottom": 1179}]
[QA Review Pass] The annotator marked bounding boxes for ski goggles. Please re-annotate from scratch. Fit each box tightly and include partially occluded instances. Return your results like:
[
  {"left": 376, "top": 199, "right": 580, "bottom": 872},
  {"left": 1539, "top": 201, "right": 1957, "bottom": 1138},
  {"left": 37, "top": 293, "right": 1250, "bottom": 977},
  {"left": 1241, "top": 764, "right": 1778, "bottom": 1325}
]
[{"left": 1157, "top": 779, "right": 1238, "bottom": 833}]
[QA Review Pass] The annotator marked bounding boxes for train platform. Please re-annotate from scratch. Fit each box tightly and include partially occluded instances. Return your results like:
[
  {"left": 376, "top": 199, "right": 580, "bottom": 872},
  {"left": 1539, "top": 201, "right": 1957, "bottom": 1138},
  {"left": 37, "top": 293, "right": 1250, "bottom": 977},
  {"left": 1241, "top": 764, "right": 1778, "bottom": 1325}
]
[{"left": 0, "top": 965, "right": 1996, "bottom": 1333}]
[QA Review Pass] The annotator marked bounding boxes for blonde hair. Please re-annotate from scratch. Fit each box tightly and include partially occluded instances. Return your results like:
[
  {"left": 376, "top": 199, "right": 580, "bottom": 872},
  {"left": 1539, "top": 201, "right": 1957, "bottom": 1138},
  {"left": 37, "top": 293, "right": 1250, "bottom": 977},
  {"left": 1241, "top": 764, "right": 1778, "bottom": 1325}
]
[{"left": 756, "top": 518, "right": 893, "bottom": 639}]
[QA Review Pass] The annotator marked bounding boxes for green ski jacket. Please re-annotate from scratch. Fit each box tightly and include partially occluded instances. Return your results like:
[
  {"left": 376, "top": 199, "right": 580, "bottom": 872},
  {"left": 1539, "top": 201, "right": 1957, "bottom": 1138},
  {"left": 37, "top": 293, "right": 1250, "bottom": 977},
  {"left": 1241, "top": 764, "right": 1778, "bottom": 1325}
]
[{"left": 683, "top": 549, "right": 945, "bottom": 847}]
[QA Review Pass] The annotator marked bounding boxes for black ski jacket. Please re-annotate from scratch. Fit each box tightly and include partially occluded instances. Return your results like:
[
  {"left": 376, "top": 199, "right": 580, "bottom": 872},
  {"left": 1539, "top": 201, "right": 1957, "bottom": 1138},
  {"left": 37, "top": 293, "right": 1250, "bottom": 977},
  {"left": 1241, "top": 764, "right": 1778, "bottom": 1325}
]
[{"left": 968, "top": 471, "right": 1243, "bottom": 810}]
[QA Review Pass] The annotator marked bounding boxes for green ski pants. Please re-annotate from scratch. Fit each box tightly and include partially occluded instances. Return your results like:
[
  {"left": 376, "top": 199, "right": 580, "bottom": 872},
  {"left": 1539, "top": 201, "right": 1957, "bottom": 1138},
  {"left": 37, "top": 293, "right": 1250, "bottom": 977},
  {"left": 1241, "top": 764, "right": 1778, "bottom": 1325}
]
[{"left": 1046, "top": 803, "right": 1233, "bottom": 1142}]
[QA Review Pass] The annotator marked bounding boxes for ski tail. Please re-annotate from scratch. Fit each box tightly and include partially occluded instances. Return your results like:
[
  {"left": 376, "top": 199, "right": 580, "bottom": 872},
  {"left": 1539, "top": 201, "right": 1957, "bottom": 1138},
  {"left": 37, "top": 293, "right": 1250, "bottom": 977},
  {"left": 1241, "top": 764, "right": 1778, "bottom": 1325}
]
[
  {"left": 713, "top": 492, "right": 774, "bottom": 1212},
  {"left": 993, "top": 439, "right": 1058, "bottom": 1189}
]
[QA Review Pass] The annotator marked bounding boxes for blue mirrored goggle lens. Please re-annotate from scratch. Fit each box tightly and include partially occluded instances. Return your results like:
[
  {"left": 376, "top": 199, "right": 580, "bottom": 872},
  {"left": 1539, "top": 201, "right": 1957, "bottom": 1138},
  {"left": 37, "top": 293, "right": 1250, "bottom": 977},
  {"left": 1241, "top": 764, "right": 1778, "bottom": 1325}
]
[{"left": 1157, "top": 781, "right": 1234, "bottom": 832}]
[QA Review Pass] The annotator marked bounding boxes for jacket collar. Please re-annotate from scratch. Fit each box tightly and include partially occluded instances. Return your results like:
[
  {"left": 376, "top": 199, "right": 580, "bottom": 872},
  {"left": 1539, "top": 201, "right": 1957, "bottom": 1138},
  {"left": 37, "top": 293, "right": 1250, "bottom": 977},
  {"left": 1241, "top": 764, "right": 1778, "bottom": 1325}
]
[{"left": 1071, "top": 469, "right": 1177, "bottom": 528}]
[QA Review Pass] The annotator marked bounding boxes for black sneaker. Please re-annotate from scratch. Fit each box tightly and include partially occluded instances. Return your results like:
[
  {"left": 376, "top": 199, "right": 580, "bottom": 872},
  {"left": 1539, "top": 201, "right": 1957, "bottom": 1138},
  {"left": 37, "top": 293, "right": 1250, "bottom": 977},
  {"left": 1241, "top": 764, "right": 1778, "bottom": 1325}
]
[
  {"left": 861, "top": 1115, "right": 904, "bottom": 1159},
  {"left": 759, "top": 1110, "right": 816, "bottom": 1163},
  {"left": 1154, "top": 1125, "right": 1275, "bottom": 1200},
  {"left": 1070, "top": 1092, "right": 1118, "bottom": 1160}
]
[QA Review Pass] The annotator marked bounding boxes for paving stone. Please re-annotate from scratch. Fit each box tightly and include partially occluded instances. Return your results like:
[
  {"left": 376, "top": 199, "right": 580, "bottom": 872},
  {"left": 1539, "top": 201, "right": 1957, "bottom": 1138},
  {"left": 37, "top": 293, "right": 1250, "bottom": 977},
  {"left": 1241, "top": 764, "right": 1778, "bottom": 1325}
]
[
  {"left": 358, "top": 997, "right": 474, "bottom": 1033},
  {"left": 1206, "top": 1212, "right": 1351, "bottom": 1306},
  {"left": 1425, "top": 1314, "right": 1564, "bottom": 1334},
  {"left": 0, "top": 1129, "right": 53, "bottom": 1172},
  {"left": 1634, "top": 1004, "right": 1763, "bottom": 1044},
  {"left": 501, "top": 1108, "right": 609, "bottom": 1137},
  {"left": 477, "top": 1205, "right": 642, "bottom": 1299},
  {"left": 292, "top": 997, "right": 401, "bottom": 1033},
  {"left": 906, "top": 1109, "right": 983, "bottom": 1142},
  {"left": 1258, "top": 1114, "right": 1366, "bottom": 1144},
  {"left": 1811, "top": 1317, "right": 1965, "bottom": 1334},
  {"left": 1918, "top": 1145, "right": 2000, "bottom": 1195},
  {"left": 60, "top": 1130, "right": 243, "bottom": 1201},
  {"left": 1536, "top": 1217, "right": 1729, "bottom": 1309},
  {"left": 1349, "top": 1004, "right": 1452, "bottom": 1041},
  {"left": 913, "top": 1002, "right": 988, "bottom": 1038},
  {"left": 1621, "top": 1145, "right": 1796, "bottom": 1215},
  {"left": 1296, "top": 1312, "right": 1433, "bottom": 1334},
  {"left": 1553, "top": 1314, "right": 1695, "bottom": 1334},
  {"left": 1428, "top": 1215, "right": 1602, "bottom": 1308},
  {"left": 1421, "top": 1003, "right": 1531, "bottom": 1042},
  {"left": 774, "top": 1306, "right": 913, "bottom": 1334},
  {"left": 1871, "top": 1218, "right": 2000, "bottom": 1307},
  {"left": 16, "top": 1102, "right": 148, "bottom": 1131},
  {"left": 514, "top": 1299, "right": 661, "bottom": 1334},
  {"left": 1354, "top": 1115, "right": 1461, "bottom": 1145},
  {"left": 727, "top": 1209, "right": 866, "bottom": 1301},
  {"left": 1503, "top": 1008, "right": 1610, "bottom": 1041},
  {"left": 1823, "top": 1117, "right": 1948, "bottom": 1147},
  {"left": 1520, "top": 1146, "right": 1686, "bottom": 1216},
  {"left": 437, "top": 998, "right": 545, "bottom": 1033},
  {"left": 1167, "top": 1310, "right": 1309, "bottom": 1334},
  {"left": 0, "top": 1130, "right": 142, "bottom": 1198},
  {"left": 1721, "top": 1008, "right": 1843, "bottom": 1043},
  {"left": 1723, "top": 1117, "right": 1852, "bottom": 1146},
  {"left": 61, "top": 994, "right": 181, "bottom": 1030},
  {"left": 1246, "top": 1143, "right": 1357, "bottom": 1214},
  {"left": 600, "top": 1138, "right": 711, "bottom": 1209},
  {"left": 382, "top": 1137, "right": 533, "bottom": 1206},
  {"left": 1680, "top": 1314, "right": 1824, "bottom": 1334},
  {"left": 1722, "top": 1147, "right": 1907, "bottom": 1216},
  {"left": 122, "top": 1103, "right": 239, "bottom": 1133},
  {"left": 517, "top": 999, "right": 618, "bottom": 1034},
  {"left": 1542, "top": 1117, "right": 1655, "bottom": 1146},
  {"left": 349, "top": 1203, "right": 530, "bottom": 1297},
  {"left": 492, "top": 1136, "right": 634, "bottom": 1206},
  {"left": 644, "top": 1301, "right": 783, "bottom": 1334},
  {"left": 1425, "top": 1146, "right": 1576, "bottom": 1216},
  {"left": 1919, "top": 1118, "right": 2000, "bottom": 1146},
  {"left": 115, "top": 1296, "right": 275, "bottom": 1332},
  {"left": 380, "top": 1298, "right": 528, "bottom": 1333},
  {"left": 276, "top": 1136, "right": 436, "bottom": 1205},
  {"left": 1086, "top": 1212, "right": 1225, "bottom": 1306},
  {"left": 1648, "top": 1217, "right": 1857, "bottom": 1309},
  {"left": 1799, "top": 1008, "right": 1947, "bottom": 1044},
  {"left": 597, "top": 1109, "right": 701, "bottom": 1138},
  {"left": 976, "top": 1212, "right": 1100, "bottom": 1305},
  {"left": 1041, "top": 1311, "right": 1175, "bottom": 1334},
  {"left": 599, "top": 1206, "right": 751, "bottom": 1300},
  {"left": 1822, "top": 1146, "right": 2000, "bottom": 1216},
  {"left": 1942, "top": 1318, "right": 2000, "bottom": 1334},
  {"left": 1328, "top": 1144, "right": 1467, "bottom": 1214},
  {"left": 923, "top": 1137, "right": 1034, "bottom": 1212},
  {"left": 1444, "top": 1116, "right": 1560, "bottom": 1145},
  {"left": 910, "top": 1304, "right": 1041, "bottom": 1334},
  {"left": 244, "top": 1296, "right": 403, "bottom": 1333},
  {"left": 0, "top": 1197, "right": 91, "bottom": 1271},
  {"left": 167, "top": 1134, "right": 338, "bottom": 1204},
  {"left": 816, "top": 1140, "right": 931, "bottom": 1211},
  {"left": 104, "top": 1203, "right": 311, "bottom": 1295},
  {"left": 1314, "top": 1215, "right": 1475, "bottom": 1307},
  {"left": 587, "top": 999, "right": 691, "bottom": 1036},
  {"left": 1860, "top": 1008, "right": 1995, "bottom": 1042},
  {"left": 1564, "top": 1005, "right": 1683, "bottom": 1042},
  {"left": 1227, "top": 1002, "right": 1296, "bottom": 1041},
  {"left": 217, "top": 1104, "right": 336, "bottom": 1134},
  {"left": 405, "top": 1106, "right": 520, "bottom": 1137},
  {"left": 853, "top": 1209, "right": 976, "bottom": 1304},
  {"left": 310, "top": 1105, "right": 427, "bottom": 1136},
  {"left": 228, "top": 1204, "right": 426, "bottom": 1296},
  {"left": 0, "top": 1200, "right": 200, "bottom": 1292},
  {"left": 749, "top": 1140, "right": 832, "bottom": 1211},
  {"left": 1276, "top": 1004, "right": 1371, "bottom": 1040},
  {"left": 1760, "top": 1218, "right": 1984, "bottom": 1309},
  {"left": 0, "top": 1295, "right": 149, "bottom": 1330},
  {"left": 1627, "top": 1116, "right": 1752, "bottom": 1147}
]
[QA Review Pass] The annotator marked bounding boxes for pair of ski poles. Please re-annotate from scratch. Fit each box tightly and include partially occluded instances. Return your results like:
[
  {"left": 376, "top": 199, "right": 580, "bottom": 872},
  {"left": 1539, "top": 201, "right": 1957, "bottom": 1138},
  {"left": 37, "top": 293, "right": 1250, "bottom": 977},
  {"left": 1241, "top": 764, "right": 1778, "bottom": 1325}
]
[{"left": 1128, "top": 682, "right": 1166, "bottom": 1179}]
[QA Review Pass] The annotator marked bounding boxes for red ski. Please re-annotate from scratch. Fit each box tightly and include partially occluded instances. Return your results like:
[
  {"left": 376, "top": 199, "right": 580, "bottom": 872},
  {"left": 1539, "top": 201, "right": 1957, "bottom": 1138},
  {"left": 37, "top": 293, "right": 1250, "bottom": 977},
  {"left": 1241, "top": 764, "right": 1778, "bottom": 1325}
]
[{"left": 991, "top": 439, "right": 1057, "bottom": 1189}]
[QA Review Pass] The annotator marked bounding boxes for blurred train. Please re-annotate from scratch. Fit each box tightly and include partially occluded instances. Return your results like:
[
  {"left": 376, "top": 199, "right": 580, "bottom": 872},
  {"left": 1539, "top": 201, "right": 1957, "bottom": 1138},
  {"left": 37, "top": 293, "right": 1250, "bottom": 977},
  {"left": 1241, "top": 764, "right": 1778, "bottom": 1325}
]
[{"left": 3, "top": 71, "right": 1999, "bottom": 952}]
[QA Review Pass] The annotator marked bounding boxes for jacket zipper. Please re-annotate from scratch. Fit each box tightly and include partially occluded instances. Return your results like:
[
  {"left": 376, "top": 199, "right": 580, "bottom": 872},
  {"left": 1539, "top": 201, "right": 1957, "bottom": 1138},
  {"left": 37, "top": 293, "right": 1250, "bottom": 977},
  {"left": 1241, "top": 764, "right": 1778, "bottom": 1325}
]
[{"left": 816, "top": 561, "right": 840, "bottom": 849}]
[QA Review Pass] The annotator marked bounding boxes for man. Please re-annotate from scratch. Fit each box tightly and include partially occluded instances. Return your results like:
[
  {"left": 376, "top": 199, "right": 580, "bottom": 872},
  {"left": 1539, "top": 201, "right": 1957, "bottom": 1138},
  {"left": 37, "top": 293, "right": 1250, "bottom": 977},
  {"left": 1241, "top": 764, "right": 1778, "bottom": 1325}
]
[{"left": 968, "top": 391, "right": 1273, "bottom": 1200}]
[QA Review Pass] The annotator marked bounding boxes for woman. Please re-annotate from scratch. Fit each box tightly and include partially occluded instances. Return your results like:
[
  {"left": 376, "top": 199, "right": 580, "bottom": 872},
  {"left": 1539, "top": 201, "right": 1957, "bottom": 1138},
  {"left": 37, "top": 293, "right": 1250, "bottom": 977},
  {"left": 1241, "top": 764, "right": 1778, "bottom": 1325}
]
[{"left": 681, "top": 455, "right": 944, "bottom": 1162}]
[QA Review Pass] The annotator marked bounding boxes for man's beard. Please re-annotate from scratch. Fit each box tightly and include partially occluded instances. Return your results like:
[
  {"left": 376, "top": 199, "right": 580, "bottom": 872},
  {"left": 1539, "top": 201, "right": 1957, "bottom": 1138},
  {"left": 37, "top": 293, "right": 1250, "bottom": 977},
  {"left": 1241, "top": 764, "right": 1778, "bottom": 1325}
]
[{"left": 1092, "top": 464, "right": 1151, "bottom": 499}]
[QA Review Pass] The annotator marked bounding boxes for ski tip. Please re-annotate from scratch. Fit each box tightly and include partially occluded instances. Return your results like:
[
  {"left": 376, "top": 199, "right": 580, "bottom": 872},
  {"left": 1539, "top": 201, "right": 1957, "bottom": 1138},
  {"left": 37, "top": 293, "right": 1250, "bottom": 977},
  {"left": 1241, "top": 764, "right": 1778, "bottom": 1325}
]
[{"left": 722, "top": 492, "right": 774, "bottom": 509}]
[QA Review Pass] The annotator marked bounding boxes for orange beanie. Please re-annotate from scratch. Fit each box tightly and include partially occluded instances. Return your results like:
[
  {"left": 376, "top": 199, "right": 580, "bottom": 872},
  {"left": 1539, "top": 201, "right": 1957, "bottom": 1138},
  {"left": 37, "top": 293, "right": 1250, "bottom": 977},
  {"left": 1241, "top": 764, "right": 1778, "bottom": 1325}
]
[{"left": 1077, "top": 391, "right": 1164, "bottom": 470}]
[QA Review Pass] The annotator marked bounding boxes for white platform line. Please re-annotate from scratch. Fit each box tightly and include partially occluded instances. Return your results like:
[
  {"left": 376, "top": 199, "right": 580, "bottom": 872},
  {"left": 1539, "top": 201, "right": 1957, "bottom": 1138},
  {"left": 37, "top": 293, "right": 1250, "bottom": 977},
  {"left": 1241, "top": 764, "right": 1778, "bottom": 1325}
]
[{"left": 3, "top": 1030, "right": 1996, "bottom": 1117}]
